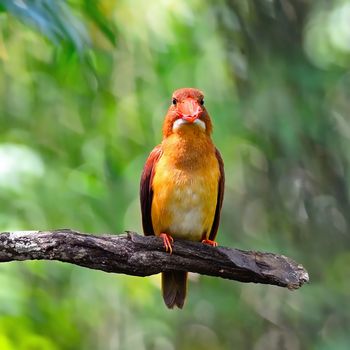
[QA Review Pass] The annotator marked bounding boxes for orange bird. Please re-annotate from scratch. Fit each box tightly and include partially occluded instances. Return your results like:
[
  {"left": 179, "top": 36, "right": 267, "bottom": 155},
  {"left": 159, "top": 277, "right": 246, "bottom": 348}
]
[{"left": 140, "top": 88, "right": 225, "bottom": 309}]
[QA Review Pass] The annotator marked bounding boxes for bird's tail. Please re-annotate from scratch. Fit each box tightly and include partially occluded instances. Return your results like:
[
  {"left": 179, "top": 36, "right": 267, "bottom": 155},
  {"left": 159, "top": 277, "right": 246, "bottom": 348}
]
[{"left": 161, "top": 271, "right": 188, "bottom": 309}]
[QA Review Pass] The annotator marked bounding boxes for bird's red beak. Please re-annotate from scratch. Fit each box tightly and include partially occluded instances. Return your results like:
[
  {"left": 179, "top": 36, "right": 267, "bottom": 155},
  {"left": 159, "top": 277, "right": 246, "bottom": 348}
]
[{"left": 177, "top": 98, "right": 202, "bottom": 123}]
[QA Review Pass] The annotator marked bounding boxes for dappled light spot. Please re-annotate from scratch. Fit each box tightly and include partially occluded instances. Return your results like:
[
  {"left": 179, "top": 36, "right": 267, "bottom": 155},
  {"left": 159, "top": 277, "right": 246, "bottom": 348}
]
[{"left": 0, "top": 143, "right": 44, "bottom": 191}]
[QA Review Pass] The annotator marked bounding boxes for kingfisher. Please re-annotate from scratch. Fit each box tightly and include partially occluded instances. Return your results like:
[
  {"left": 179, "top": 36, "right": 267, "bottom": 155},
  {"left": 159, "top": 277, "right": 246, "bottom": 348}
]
[{"left": 140, "top": 88, "right": 225, "bottom": 309}]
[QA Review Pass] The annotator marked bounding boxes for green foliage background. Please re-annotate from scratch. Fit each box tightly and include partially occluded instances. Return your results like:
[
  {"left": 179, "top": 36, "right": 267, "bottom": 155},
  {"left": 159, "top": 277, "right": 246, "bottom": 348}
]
[{"left": 1, "top": 0, "right": 350, "bottom": 349}]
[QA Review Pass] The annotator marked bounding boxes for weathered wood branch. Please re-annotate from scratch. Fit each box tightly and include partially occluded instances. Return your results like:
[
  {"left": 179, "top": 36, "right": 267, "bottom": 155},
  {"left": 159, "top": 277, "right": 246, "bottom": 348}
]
[{"left": 0, "top": 229, "right": 309, "bottom": 289}]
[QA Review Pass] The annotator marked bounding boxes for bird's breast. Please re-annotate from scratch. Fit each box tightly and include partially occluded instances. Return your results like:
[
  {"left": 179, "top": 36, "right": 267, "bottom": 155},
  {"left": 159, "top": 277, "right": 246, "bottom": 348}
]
[{"left": 151, "top": 144, "right": 220, "bottom": 241}]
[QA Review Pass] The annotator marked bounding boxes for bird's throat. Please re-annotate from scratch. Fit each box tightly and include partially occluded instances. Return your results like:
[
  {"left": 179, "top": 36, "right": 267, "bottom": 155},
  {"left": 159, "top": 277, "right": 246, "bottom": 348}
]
[
  {"left": 162, "top": 130, "right": 215, "bottom": 169},
  {"left": 172, "top": 118, "right": 206, "bottom": 132}
]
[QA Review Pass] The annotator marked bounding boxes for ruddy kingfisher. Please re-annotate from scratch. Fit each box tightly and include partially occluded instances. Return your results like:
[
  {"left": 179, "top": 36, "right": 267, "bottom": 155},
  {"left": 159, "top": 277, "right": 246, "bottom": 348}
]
[{"left": 140, "top": 88, "right": 225, "bottom": 309}]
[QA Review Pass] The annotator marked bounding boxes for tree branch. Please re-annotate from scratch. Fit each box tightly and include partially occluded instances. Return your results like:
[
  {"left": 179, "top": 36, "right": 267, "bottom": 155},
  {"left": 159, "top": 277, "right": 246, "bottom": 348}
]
[{"left": 0, "top": 229, "right": 309, "bottom": 289}]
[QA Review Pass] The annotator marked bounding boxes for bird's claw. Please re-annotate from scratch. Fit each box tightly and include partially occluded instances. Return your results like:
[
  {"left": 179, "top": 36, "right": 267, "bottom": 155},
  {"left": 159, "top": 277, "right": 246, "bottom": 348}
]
[
  {"left": 201, "top": 239, "right": 218, "bottom": 247},
  {"left": 160, "top": 233, "right": 174, "bottom": 254}
]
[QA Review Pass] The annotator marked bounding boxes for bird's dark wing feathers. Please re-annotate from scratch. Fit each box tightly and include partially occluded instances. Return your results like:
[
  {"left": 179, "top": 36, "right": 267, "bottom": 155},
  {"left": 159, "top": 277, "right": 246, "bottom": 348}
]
[
  {"left": 140, "top": 145, "right": 162, "bottom": 236},
  {"left": 209, "top": 148, "right": 225, "bottom": 241}
]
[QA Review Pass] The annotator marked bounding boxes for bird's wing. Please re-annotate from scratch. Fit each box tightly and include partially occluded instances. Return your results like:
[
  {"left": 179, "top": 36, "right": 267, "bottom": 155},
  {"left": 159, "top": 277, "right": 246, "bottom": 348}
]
[
  {"left": 140, "top": 145, "right": 162, "bottom": 236},
  {"left": 209, "top": 148, "right": 225, "bottom": 241}
]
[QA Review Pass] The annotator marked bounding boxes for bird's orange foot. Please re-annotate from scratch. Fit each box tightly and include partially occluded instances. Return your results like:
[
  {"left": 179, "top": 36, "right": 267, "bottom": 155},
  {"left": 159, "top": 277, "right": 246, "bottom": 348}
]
[
  {"left": 201, "top": 239, "right": 218, "bottom": 247},
  {"left": 160, "top": 233, "right": 174, "bottom": 254}
]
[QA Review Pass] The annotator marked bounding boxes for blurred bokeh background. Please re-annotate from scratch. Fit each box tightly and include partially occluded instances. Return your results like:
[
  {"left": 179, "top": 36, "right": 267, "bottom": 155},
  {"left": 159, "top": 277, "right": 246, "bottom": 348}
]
[{"left": 0, "top": 0, "right": 350, "bottom": 349}]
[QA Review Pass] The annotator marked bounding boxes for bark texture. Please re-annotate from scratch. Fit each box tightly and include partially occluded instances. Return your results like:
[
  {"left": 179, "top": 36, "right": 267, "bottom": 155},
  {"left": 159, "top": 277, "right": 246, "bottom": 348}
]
[{"left": 0, "top": 229, "right": 309, "bottom": 289}]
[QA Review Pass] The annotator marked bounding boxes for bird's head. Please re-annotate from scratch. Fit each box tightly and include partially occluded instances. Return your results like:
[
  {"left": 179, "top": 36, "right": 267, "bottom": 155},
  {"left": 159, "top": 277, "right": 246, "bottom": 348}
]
[{"left": 162, "top": 88, "right": 213, "bottom": 138}]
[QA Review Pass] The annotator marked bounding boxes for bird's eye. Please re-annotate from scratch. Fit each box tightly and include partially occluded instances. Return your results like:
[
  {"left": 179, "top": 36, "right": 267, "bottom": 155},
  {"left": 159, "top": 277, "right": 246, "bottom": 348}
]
[
  {"left": 200, "top": 99, "right": 204, "bottom": 105},
  {"left": 172, "top": 98, "right": 177, "bottom": 106}
]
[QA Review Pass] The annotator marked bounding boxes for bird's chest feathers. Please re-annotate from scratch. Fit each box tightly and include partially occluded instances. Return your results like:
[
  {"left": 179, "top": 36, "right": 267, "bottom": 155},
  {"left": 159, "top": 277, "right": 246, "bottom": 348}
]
[{"left": 151, "top": 135, "right": 219, "bottom": 241}]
